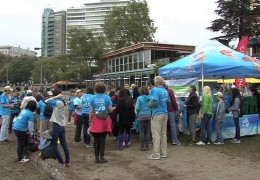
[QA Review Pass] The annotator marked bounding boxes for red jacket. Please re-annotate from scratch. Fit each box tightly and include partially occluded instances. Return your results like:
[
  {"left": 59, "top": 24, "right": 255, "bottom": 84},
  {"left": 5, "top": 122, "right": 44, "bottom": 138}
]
[
  {"left": 163, "top": 84, "right": 178, "bottom": 112},
  {"left": 89, "top": 115, "right": 112, "bottom": 133}
]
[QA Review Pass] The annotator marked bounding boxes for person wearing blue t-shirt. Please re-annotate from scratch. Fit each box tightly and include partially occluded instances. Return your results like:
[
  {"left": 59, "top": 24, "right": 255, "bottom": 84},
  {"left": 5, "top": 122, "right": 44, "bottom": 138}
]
[
  {"left": 9, "top": 90, "right": 21, "bottom": 134},
  {"left": 74, "top": 89, "right": 84, "bottom": 142},
  {"left": 0, "top": 86, "right": 14, "bottom": 142},
  {"left": 67, "top": 90, "right": 76, "bottom": 125},
  {"left": 13, "top": 100, "right": 37, "bottom": 163},
  {"left": 82, "top": 87, "right": 94, "bottom": 147},
  {"left": 147, "top": 76, "right": 170, "bottom": 160}
]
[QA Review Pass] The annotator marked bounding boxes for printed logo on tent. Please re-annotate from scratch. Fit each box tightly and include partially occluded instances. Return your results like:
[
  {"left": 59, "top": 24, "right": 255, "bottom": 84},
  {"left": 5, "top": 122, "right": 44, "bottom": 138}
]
[
  {"left": 242, "top": 57, "right": 260, "bottom": 74},
  {"left": 220, "top": 50, "right": 235, "bottom": 60}
]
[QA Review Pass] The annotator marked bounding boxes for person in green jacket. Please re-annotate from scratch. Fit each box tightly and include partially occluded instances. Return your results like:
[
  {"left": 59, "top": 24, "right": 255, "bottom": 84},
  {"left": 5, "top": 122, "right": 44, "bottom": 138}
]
[{"left": 197, "top": 86, "right": 213, "bottom": 145}]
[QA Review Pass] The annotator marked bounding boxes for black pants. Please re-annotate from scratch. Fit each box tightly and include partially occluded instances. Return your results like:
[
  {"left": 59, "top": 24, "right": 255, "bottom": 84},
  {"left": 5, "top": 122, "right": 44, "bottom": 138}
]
[
  {"left": 119, "top": 124, "right": 131, "bottom": 135},
  {"left": 82, "top": 113, "right": 91, "bottom": 144},
  {"left": 233, "top": 117, "right": 240, "bottom": 140},
  {"left": 9, "top": 113, "right": 19, "bottom": 133},
  {"left": 74, "top": 115, "right": 84, "bottom": 142},
  {"left": 14, "top": 130, "right": 28, "bottom": 161},
  {"left": 93, "top": 132, "right": 107, "bottom": 159}
]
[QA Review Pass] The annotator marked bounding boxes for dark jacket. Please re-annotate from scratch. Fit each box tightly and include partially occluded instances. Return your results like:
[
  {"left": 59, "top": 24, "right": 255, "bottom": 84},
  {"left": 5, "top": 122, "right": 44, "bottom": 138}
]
[
  {"left": 185, "top": 92, "right": 199, "bottom": 115},
  {"left": 116, "top": 98, "right": 136, "bottom": 125},
  {"left": 162, "top": 84, "right": 178, "bottom": 112}
]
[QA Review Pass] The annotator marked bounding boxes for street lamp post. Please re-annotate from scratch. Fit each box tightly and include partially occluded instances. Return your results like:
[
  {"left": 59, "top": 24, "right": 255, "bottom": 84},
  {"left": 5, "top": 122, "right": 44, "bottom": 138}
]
[{"left": 34, "top": 47, "right": 43, "bottom": 87}]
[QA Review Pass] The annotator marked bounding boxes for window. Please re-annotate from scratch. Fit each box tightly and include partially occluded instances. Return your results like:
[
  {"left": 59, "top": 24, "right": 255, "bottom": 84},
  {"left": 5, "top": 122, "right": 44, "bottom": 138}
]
[
  {"left": 124, "top": 56, "right": 128, "bottom": 71},
  {"left": 129, "top": 55, "right": 132, "bottom": 70},
  {"left": 120, "top": 57, "right": 123, "bottom": 72}
]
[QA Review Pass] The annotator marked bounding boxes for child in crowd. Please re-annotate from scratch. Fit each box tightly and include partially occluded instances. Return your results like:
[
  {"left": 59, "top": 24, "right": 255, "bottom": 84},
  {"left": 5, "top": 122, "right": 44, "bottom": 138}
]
[
  {"left": 214, "top": 92, "right": 226, "bottom": 145},
  {"left": 67, "top": 90, "right": 76, "bottom": 125}
]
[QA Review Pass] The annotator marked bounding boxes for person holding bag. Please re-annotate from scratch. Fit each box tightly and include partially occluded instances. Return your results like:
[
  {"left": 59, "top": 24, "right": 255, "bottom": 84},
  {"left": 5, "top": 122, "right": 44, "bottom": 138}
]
[{"left": 89, "top": 82, "right": 115, "bottom": 164}]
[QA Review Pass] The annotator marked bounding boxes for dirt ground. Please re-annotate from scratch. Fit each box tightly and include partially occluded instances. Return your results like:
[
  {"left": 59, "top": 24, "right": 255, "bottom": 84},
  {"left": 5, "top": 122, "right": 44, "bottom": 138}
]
[
  {"left": 0, "top": 134, "right": 49, "bottom": 180},
  {"left": 1, "top": 123, "right": 260, "bottom": 180}
]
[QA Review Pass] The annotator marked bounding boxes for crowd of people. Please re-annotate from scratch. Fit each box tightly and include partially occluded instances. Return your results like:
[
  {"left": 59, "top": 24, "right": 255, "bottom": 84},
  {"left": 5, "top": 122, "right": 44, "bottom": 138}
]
[{"left": 0, "top": 76, "right": 260, "bottom": 165}]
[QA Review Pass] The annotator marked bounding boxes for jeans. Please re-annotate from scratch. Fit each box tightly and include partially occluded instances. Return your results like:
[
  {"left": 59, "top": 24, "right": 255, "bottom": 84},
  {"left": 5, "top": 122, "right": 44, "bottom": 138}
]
[
  {"left": 82, "top": 113, "right": 91, "bottom": 144},
  {"left": 201, "top": 114, "right": 212, "bottom": 143},
  {"left": 14, "top": 130, "right": 28, "bottom": 161},
  {"left": 233, "top": 117, "right": 240, "bottom": 140},
  {"left": 52, "top": 123, "right": 70, "bottom": 164},
  {"left": 67, "top": 110, "right": 73, "bottom": 123},
  {"left": 0, "top": 115, "right": 10, "bottom": 141},
  {"left": 93, "top": 132, "right": 107, "bottom": 159},
  {"left": 138, "top": 120, "right": 151, "bottom": 148},
  {"left": 119, "top": 124, "right": 132, "bottom": 135},
  {"left": 74, "top": 114, "right": 84, "bottom": 142},
  {"left": 151, "top": 114, "right": 168, "bottom": 157},
  {"left": 215, "top": 122, "right": 224, "bottom": 143},
  {"left": 168, "top": 112, "right": 179, "bottom": 143}
]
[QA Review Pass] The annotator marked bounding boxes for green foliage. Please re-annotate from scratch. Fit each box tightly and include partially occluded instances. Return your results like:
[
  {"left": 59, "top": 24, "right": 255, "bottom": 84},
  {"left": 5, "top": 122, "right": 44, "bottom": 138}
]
[
  {"left": 67, "top": 28, "right": 105, "bottom": 80},
  {"left": 104, "top": 0, "right": 157, "bottom": 50},
  {"left": 207, "top": 0, "right": 260, "bottom": 41},
  {"left": 0, "top": 55, "right": 36, "bottom": 83}
]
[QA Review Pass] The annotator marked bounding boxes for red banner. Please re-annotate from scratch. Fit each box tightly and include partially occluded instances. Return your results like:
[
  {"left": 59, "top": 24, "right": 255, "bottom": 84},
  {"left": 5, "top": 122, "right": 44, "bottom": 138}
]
[{"left": 235, "top": 36, "right": 248, "bottom": 87}]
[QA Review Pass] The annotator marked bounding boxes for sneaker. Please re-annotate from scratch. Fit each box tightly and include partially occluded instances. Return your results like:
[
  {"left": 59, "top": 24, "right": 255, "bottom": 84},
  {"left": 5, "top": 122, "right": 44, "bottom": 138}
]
[
  {"left": 85, "top": 144, "right": 93, "bottom": 148},
  {"left": 188, "top": 140, "right": 197, "bottom": 145},
  {"left": 19, "top": 158, "right": 29, "bottom": 163},
  {"left": 232, "top": 139, "right": 241, "bottom": 144},
  {"left": 213, "top": 140, "right": 224, "bottom": 145},
  {"left": 172, "top": 141, "right": 181, "bottom": 145},
  {"left": 64, "top": 162, "right": 72, "bottom": 167},
  {"left": 147, "top": 154, "right": 160, "bottom": 160},
  {"left": 206, "top": 142, "right": 211, "bottom": 145},
  {"left": 160, "top": 155, "right": 167, "bottom": 158},
  {"left": 68, "top": 122, "right": 71, "bottom": 125},
  {"left": 196, "top": 141, "right": 206, "bottom": 145}
]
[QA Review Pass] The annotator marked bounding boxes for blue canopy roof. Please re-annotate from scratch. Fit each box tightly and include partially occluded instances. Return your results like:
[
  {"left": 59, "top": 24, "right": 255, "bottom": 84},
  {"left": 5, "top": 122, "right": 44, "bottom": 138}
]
[{"left": 159, "top": 40, "right": 260, "bottom": 79}]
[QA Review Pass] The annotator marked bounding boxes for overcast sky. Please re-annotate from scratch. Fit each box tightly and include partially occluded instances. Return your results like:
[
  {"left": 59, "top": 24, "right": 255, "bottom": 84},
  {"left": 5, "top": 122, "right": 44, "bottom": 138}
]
[{"left": 0, "top": 0, "right": 224, "bottom": 52}]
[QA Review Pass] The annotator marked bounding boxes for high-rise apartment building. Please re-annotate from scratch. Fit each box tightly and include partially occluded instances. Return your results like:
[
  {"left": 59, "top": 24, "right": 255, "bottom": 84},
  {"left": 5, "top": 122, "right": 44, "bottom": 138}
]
[
  {"left": 66, "top": 0, "right": 129, "bottom": 53},
  {"left": 41, "top": 8, "right": 66, "bottom": 57}
]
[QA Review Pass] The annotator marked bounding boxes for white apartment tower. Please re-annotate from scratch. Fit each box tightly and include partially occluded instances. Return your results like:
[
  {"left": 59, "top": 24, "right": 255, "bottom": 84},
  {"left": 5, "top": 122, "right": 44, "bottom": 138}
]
[{"left": 66, "top": 0, "right": 129, "bottom": 52}]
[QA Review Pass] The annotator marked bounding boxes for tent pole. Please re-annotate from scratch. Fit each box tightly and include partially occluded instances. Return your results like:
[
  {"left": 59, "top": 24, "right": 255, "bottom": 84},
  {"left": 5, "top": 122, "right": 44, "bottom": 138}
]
[{"left": 201, "top": 63, "right": 204, "bottom": 95}]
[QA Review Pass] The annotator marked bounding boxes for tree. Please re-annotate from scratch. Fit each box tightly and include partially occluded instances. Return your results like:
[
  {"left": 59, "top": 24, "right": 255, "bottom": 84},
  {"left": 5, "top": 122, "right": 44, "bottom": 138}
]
[
  {"left": 67, "top": 28, "right": 105, "bottom": 80},
  {"left": 104, "top": 0, "right": 157, "bottom": 50},
  {"left": 207, "top": 0, "right": 260, "bottom": 41},
  {"left": 7, "top": 55, "right": 36, "bottom": 83}
]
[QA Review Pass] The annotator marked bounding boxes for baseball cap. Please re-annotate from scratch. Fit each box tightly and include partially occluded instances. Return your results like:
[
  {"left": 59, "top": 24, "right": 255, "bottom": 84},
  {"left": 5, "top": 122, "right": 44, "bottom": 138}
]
[
  {"left": 214, "top": 92, "right": 223, "bottom": 98},
  {"left": 4, "top": 86, "right": 11, "bottom": 91},
  {"left": 27, "top": 90, "right": 33, "bottom": 94},
  {"left": 76, "top": 89, "right": 82, "bottom": 94}
]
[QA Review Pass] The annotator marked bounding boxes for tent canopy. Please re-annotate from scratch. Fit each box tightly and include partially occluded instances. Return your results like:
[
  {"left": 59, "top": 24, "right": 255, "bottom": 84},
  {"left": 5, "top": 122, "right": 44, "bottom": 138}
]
[{"left": 159, "top": 40, "right": 260, "bottom": 79}]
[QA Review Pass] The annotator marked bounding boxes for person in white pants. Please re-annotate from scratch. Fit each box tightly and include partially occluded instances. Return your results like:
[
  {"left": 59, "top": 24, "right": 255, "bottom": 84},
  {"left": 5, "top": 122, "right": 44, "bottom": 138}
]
[{"left": 0, "top": 86, "right": 14, "bottom": 142}]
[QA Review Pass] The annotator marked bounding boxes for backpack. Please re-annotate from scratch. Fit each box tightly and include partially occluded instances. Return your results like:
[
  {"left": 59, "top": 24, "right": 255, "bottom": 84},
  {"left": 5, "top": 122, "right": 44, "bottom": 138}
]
[
  {"left": 40, "top": 143, "right": 57, "bottom": 160},
  {"left": 28, "top": 135, "right": 39, "bottom": 152},
  {"left": 43, "top": 104, "right": 53, "bottom": 118}
]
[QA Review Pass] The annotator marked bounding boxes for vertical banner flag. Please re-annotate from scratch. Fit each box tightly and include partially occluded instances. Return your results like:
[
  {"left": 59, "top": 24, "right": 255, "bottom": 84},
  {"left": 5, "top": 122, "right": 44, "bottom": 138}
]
[{"left": 235, "top": 36, "right": 248, "bottom": 87}]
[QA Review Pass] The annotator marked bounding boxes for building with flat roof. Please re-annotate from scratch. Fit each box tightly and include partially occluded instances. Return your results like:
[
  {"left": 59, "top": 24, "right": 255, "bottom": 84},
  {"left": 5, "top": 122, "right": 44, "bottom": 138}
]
[
  {"left": 89, "top": 42, "right": 195, "bottom": 87},
  {"left": 66, "top": 0, "right": 129, "bottom": 53},
  {"left": 41, "top": 8, "right": 66, "bottom": 57},
  {"left": 0, "top": 46, "right": 37, "bottom": 57}
]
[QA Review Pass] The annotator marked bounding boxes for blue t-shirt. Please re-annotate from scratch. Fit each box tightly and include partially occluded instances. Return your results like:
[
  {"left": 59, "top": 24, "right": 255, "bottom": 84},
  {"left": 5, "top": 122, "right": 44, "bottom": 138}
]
[
  {"left": 11, "top": 96, "right": 21, "bottom": 114},
  {"left": 0, "top": 93, "right": 11, "bottom": 116},
  {"left": 151, "top": 86, "right": 170, "bottom": 115},
  {"left": 90, "top": 94, "right": 112, "bottom": 113},
  {"left": 82, "top": 94, "right": 94, "bottom": 114},
  {"left": 74, "top": 97, "right": 82, "bottom": 115},
  {"left": 136, "top": 95, "right": 152, "bottom": 115},
  {"left": 37, "top": 100, "right": 47, "bottom": 120},
  {"left": 68, "top": 96, "right": 75, "bottom": 111},
  {"left": 13, "top": 109, "right": 34, "bottom": 132}
]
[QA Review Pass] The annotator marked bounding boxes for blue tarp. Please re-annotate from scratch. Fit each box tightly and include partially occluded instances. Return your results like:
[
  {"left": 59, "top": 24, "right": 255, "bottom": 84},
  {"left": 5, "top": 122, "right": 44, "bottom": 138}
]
[{"left": 159, "top": 40, "right": 260, "bottom": 79}]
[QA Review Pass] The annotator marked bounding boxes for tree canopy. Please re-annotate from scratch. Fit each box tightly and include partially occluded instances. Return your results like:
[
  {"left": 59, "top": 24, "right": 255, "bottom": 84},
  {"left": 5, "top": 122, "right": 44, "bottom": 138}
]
[
  {"left": 104, "top": 0, "right": 157, "bottom": 50},
  {"left": 67, "top": 28, "right": 105, "bottom": 79},
  {"left": 207, "top": 0, "right": 260, "bottom": 41}
]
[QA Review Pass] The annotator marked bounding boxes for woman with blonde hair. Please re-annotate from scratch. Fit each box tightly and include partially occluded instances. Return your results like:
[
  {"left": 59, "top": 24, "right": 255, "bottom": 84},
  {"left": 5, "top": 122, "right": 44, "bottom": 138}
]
[{"left": 197, "top": 86, "right": 213, "bottom": 145}]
